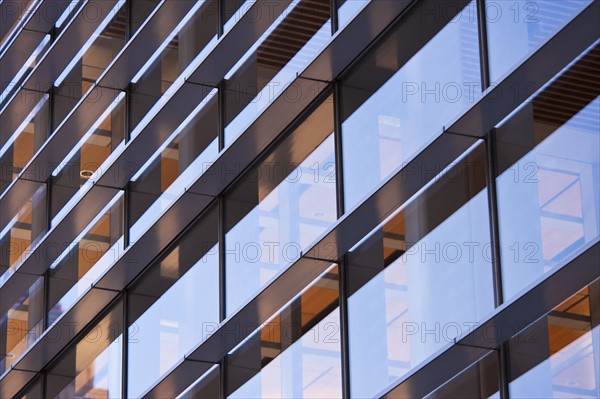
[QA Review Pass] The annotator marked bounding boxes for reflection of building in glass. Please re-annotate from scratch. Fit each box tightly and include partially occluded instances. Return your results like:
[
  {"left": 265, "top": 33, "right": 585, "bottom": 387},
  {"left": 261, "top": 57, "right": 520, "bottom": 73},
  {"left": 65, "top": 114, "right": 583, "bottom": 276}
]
[{"left": 0, "top": 0, "right": 598, "bottom": 398}]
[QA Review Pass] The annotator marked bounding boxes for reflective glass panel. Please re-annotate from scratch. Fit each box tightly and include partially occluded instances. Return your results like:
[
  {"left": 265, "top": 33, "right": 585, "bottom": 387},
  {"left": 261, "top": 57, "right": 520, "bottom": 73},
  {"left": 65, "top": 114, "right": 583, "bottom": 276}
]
[
  {"left": 496, "top": 44, "right": 600, "bottom": 301},
  {"left": 0, "top": 94, "right": 49, "bottom": 192},
  {"left": 225, "top": 95, "right": 336, "bottom": 316},
  {"left": 127, "top": 206, "right": 219, "bottom": 398},
  {"left": 223, "top": 0, "right": 331, "bottom": 145},
  {"left": 47, "top": 192, "right": 124, "bottom": 326},
  {"left": 228, "top": 265, "right": 342, "bottom": 398},
  {"left": 341, "top": 1, "right": 481, "bottom": 211},
  {"left": 45, "top": 302, "right": 123, "bottom": 399},
  {"left": 0, "top": 276, "right": 43, "bottom": 375},
  {"left": 486, "top": 0, "right": 592, "bottom": 82},
  {"left": 347, "top": 142, "right": 495, "bottom": 398},
  {"left": 508, "top": 281, "right": 599, "bottom": 398}
]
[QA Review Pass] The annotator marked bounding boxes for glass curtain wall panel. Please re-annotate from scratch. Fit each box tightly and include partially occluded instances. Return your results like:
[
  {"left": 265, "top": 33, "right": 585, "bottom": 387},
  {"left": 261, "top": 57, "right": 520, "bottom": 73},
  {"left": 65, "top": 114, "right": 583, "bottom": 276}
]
[
  {"left": 129, "top": 0, "right": 218, "bottom": 132},
  {"left": 496, "top": 43, "right": 600, "bottom": 301},
  {"left": 127, "top": 206, "right": 219, "bottom": 398},
  {"left": 223, "top": 0, "right": 331, "bottom": 146},
  {"left": 507, "top": 280, "right": 599, "bottom": 398},
  {"left": 46, "top": 192, "right": 124, "bottom": 326},
  {"left": 227, "top": 264, "right": 342, "bottom": 398},
  {"left": 0, "top": 183, "right": 47, "bottom": 278},
  {"left": 347, "top": 142, "right": 495, "bottom": 398},
  {"left": 128, "top": 89, "right": 219, "bottom": 243},
  {"left": 224, "top": 94, "right": 337, "bottom": 316},
  {"left": 50, "top": 90, "right": 125, "bottom": 225},
  {"left": 341, "top": 0, "right": 481, "bottom": 211},
  {"left": 486, "top": 0, "right": 592, "bottom": 82},
  {"left": 0, "top": 277, "right": 43, "bottom": 375},
  {"left": 0, "top": 94, "right": 49, "bottom": 192},
  {"left": 44, "top": 302, "right": 123, "bottom": 399}
]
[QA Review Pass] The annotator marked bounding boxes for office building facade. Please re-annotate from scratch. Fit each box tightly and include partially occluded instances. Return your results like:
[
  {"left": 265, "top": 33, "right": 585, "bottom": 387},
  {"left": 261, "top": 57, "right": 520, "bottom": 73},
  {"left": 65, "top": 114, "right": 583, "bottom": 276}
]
[{"left": 0, "top": 0, "right": 599, "bottom": 397}]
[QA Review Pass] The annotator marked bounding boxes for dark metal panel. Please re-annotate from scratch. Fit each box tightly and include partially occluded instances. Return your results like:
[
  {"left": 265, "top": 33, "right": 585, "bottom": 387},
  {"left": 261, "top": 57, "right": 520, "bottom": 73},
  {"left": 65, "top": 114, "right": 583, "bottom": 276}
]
[
  {"left": 0, "top": 184, "right": 118, "bottom": 317},
  {"left": 0, "top": 368, "right": 36, "bottom": 399},
  {"left": 381, "top": 242, "right": 600, "bottom": 398},
  {"left": 141, "top": 358, "right": 215, "bottom": 399},
  {"left": 0, "top": 88, "right": 46, "bottom": 148},
  {"left": 0, "top": 30, "right": 47, "bottom": 95},
  {"left": 143, "top": 256, "right": 333, "bottom": 398},
  {"left": 94, "top": 192, "right": 214, "bottom": 291},
  {"left": 448, "top": 0, "right": 600, "bottom": 137}
]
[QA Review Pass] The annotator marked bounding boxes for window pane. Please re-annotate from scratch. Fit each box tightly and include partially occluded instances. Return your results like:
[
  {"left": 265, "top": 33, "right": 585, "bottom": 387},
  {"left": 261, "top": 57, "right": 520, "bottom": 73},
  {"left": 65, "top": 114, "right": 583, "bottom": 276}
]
[
  {"left": 508, "top": 281, "right": 599, "bottom": 398},
  {"left": 348, "top": 142, "right": 495, "bottom": 398},
  {"left": 50, "top": 91, "right": 125, "bottom": 225},
  {"left": 227, "top": 265, "right": 342, "bottom": 399},
  {"left": 0, "top": 277, "right": 43, "bottom": 375},
  {"left": 47, "top": 192, "right": 124, "bottom": 326},
  {"left": 224, "top": 0, "right": 331, "bottom": 146},
  {"left": 0, "top": 94, "right": 49, "bottom": 192},
  {"left": 45, "top": 302, "right": 123, "bottom": 399},
  {"left": 129, "top": 89, "right": 219, "bottom": 243},
  {"left": 127, "top": 206, "right": 219, "bottom": 398},
  {"left": 486, "top": 0, "right": 591, "bottom": 82},
  {"left": 225, "top": 95, "right": 336, "bottom": 316},
  {"left": 341, "top": 1, "right": 481, "bottom": 211},
  {"left": 0, "top": 183, "right": 47, "bottom": 279},
  {"left": 496, "top": 44, "right": 600, "bottom": 301}
]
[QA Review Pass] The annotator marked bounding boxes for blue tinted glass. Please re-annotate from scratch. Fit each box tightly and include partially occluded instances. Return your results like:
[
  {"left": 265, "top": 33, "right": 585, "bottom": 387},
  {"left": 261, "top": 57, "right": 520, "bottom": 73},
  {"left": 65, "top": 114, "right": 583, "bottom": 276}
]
[
  {"left": 349, "top": 189, "right": 494, "bottom": 398},
  {"left": 342, "top": 2, "right": 481, "bottom": 211},
  {"left": 486, "top": 0, "right": 591, "bottom": 82},
  {"left": 497, "top": 97, "right": 600, "bottom": 300},
  {"left": 127, "top": 245, "right": 219, "bottom": 398}
]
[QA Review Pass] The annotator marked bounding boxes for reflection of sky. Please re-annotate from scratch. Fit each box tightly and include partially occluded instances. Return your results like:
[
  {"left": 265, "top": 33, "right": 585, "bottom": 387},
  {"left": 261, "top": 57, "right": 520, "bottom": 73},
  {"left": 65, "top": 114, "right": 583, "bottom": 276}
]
[
  {"left": 230, "top": 309, "right": 342, "bottom": 399},
  {"left": 498, "top": 97, "right": 600, "bottom": 300},
  {"left": 226, "top": 135, "right": 336, "bottom": 316},
  {"left": 349, "top": 188, "right": 494, "bottom": 399},
  {"left": 128, "top": 245, "right": 219, "bottom": 398},
  {"left": 342, "top": 2, "right": 481, "bottom": 211}
]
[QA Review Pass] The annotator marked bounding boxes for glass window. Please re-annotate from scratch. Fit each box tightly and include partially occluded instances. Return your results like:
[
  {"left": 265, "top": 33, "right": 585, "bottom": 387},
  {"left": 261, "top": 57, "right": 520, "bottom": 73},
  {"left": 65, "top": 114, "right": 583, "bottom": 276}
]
[
  {"left": 486, "top": 0, "right": 592, "bottom": 82},
  {"left": 0, "top": 94, "right": 50, "bottom": 192},
  {"left": 347, "top": 142, "right": 495, "bottom": 398},
  {"left": 45, "top": 302, "right": 123, "bottom": 399},
  {"left": 0, "top": 183, "right": 47, "bottom": 279},
  {"left": 227, "top": 264, "right": 342, "bottom": 399},
  {"left": 225, "top": 95, "right": 337, "bottom": 316},
  {"left": 425, "top": 351, "right": 500, "bottom": 399},
  {"left": 223, "top": 0, "right": 331, "bottom": 146},
  {"left": 129, "top": 0, "right": 218, "bottom": 131},
  {"left": 341, "top": 1, "right": 481, "bottom": 211},
  {"left": 508, "top": 281, "right": 599, "bottom": 398},
  {"left": 50, "top": 90, "right": 125, "bottom": 225},
  {"left": 129, "top": 88, "right": 219, "bottom": 243},
  {"left": 47, "top": 192, "right": 124, "bottom": 326},
  {"left": 0, "top": 276, "right": 43, "bottom": 375},
  {"left": 127, "top": 206, "right": 219, "bottom": 398},
  {"left": 496, "top": 44, "right": 600, "bottom": 301}
]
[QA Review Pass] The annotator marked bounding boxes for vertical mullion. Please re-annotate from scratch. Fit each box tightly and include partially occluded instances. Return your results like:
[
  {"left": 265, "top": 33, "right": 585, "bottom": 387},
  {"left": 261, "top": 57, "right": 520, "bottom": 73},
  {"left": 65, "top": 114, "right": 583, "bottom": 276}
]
[
  {"left": 121, "top": 292, "right": 129, "bottom": 399},
  {"left": 218, "top": 195, "right": 226, "bottom": 322},
  {"left": 476, "top": 0, "right": 491, "bottom": 90},
  {"left": 218, "top": 0, "right": 225, "bottom": 38},
  {"left": 333, "top": 81, "right": 350, "bottom": 398},
  {"left": 218, "top": 80, "right": 226, "bottom": 152},
  {"left": 330, "top": 0, "right": 339, "bottom": 34}
]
